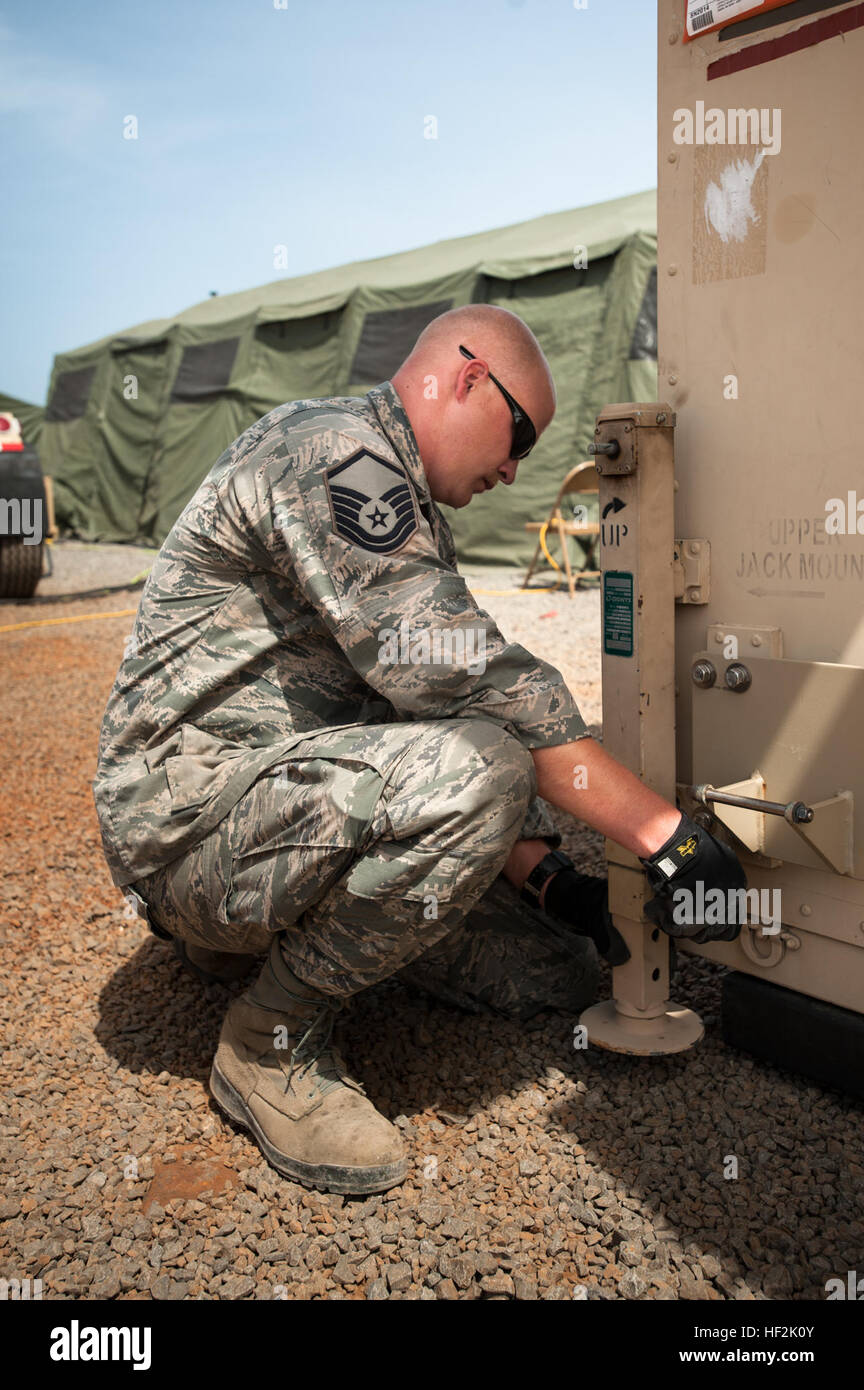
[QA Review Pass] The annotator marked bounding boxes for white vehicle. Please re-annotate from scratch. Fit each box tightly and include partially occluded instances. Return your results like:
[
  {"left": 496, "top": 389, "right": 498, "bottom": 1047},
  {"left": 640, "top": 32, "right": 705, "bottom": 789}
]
[{"left": 0, "top": 411, "right": 56, "bottom": 598}]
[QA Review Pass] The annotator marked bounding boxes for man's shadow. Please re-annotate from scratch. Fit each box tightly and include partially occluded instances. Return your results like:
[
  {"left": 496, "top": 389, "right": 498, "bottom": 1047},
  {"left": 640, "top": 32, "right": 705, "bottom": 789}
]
[
  {"left": 95, "top": 931, "right": 586, "bottom": 1121},
  {"left": 95, "top": 936, "right": 860, "bottom": 1297}
]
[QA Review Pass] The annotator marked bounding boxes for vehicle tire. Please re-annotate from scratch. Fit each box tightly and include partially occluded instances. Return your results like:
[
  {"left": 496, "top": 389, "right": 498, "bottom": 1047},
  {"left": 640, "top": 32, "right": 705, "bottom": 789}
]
[{"left": 0, "top": 538, "right": 43, "bottom": 598}]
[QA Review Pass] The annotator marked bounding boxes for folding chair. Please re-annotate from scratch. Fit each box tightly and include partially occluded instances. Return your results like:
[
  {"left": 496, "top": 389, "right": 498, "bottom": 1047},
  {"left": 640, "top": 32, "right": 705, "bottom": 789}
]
[{"left": 522, "top": 461, "right": 600, "bottom": 598}]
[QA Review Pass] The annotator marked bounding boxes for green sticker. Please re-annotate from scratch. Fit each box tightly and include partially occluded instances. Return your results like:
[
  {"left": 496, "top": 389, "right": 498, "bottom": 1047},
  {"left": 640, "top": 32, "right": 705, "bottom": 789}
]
[{"left": 603, "top": 571, "right": 633, "bottom": 657}]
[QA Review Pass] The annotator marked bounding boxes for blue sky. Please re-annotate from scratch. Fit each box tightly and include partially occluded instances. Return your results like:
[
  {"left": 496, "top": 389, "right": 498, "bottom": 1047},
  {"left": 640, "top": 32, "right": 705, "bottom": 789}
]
[{"left": 0, "top": 0, "right": 657, "bottom": 404}]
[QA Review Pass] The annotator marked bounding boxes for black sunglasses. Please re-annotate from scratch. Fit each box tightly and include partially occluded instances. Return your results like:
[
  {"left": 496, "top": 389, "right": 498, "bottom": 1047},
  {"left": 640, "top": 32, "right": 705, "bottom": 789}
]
[{"left": 459, "top": 344, "right": 537, "bottom": 460}]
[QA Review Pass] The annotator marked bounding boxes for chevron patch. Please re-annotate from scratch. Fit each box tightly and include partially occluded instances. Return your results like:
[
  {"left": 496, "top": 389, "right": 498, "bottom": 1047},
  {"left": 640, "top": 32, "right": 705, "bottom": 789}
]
[{"left": 325, "top": 448, "right": 418, "bottom": 555}]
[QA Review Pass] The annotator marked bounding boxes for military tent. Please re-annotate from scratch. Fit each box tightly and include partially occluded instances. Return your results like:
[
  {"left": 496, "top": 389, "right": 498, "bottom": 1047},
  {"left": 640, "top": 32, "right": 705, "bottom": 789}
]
[{"left": 41, "top": 188, "right": 657, "bottom": 565}]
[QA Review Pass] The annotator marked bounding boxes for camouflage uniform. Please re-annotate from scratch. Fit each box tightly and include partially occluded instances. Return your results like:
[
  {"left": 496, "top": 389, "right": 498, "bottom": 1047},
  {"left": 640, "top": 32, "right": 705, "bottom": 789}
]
[{"left": 94, "top": 382, "right": 597, "bottom": 1018}]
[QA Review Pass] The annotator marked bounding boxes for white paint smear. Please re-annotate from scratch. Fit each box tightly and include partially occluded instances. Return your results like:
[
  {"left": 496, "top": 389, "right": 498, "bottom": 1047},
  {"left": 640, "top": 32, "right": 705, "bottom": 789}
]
[{"left": 704, "top": 148, "right": 766, "bottom": 244}]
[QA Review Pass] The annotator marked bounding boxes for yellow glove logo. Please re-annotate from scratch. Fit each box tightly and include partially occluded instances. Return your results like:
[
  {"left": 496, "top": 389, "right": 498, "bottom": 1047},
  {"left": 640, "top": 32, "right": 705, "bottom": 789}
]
[{"left": 676, "top": 836, "right": 698, "bottom": 859}]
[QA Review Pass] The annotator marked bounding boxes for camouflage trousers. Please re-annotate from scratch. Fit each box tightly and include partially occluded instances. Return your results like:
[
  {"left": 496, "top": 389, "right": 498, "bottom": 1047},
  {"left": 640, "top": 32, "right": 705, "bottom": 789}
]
[{"left": 132, "top": 717, "right": 599, "bottom": 1019}]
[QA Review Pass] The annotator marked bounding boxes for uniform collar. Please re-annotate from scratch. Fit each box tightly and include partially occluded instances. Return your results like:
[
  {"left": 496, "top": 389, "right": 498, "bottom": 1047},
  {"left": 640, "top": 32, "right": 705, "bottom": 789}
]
[{"left": 366, "top": 381, "right": 431, "bottom": 504}]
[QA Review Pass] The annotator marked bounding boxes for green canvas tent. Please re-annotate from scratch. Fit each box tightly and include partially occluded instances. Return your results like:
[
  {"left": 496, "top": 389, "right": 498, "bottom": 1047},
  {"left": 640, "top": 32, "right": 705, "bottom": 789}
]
[
  {"left": 0, "top": 392, "right": 45, "bottom": 449},
  {"left": 41, "top": 188, "right": 657, "bottom": 566}
]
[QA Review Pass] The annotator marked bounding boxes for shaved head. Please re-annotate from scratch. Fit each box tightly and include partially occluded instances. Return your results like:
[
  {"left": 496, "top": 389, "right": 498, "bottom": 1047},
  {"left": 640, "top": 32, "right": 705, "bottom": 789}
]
[
  {"left": 408, "top": 305, "right": 556, "bottom": 409},
  {"left": 390, "top": 305, "right": 556, "bottom": 510}
]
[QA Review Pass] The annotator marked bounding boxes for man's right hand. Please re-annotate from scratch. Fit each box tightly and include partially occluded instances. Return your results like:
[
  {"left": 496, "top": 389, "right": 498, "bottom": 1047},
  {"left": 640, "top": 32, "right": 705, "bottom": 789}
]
[{"left": 639, "top": 810, "right": 747, "bottom": 945}]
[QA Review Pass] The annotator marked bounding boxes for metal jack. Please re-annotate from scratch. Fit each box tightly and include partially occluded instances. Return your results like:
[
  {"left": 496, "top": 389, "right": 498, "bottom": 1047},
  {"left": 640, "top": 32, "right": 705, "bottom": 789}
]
[{"left": 580, "top": 403, "right": 703, "bottom": 1055}]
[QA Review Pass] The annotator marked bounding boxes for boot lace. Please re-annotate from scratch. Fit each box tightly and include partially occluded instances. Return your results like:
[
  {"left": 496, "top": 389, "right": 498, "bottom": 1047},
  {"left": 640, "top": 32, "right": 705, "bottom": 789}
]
[{"left": 285, "top": 1002, "right": 366, "bottom": 1102}]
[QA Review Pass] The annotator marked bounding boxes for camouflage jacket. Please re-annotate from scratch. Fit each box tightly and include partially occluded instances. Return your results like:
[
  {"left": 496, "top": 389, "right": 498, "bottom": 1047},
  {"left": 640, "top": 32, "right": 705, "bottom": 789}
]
[{"left": 93, "top": 381, "right": 587, "bottom": 885}]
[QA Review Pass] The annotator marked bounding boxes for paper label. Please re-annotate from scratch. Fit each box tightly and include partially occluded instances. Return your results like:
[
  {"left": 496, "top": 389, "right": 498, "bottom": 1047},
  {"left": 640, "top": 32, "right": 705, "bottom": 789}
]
[{"left": 684, "top": 0, "right": 798, "bottom": 42}]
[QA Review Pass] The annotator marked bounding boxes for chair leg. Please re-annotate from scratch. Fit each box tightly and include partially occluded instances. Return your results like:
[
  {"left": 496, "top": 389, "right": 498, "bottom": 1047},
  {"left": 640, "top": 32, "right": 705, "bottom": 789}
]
[{"left": 522, "top": 537, "right": 543, "bottom": 589}]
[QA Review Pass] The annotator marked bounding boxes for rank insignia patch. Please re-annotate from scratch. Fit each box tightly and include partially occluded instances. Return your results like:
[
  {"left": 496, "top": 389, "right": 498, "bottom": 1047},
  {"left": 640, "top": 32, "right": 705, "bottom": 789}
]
[{"left": 325, "top": 448, "right": 419, "bottom": 554}]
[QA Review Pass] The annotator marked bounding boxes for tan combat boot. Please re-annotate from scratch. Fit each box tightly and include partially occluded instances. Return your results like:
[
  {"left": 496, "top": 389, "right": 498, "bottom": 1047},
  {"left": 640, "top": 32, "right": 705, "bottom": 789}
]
[{"left": 209, "top": 945, "right": 408, "bottom": 1195}]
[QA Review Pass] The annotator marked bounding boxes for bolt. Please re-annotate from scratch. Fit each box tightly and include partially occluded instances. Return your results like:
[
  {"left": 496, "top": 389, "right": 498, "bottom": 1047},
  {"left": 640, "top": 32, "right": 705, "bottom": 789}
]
[
  {"left": 725, "top": 662, "right": 752, "bottom": 692},
  {"left": 800, "top": 905, "right": 812, "bottom": 918},
  {"left": 751, "top": 634, "right": 762, "bottom": 647},
  {"left": 667, "top": 152, "right": 678, "bottom": 163},
  {"left": 668, "top": 265, "right": 678, "bottom": 276},
  {"left": 690, "top": 587, "right": 701, "bottom": 600},
  {"left": 691, "top": 660, "right": 716, "bottom": 688},
  {"left": 688, "top": 541, "right": 701, "bottom": 555},
  {"left": 714, "top": 632, "right": 724, "bottom": 643},
  {"left": 668, "top": 32, "right": 679, "bottom": 44},
  {"left": 668, "top": 374, "right": 678, "bottom": 385},
  {"left": 656, "top": 412, "right": 667, "bottom": 424}
]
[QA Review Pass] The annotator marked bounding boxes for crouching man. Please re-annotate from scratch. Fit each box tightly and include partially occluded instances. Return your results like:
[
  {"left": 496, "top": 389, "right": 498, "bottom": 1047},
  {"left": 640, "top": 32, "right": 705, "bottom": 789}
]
[{"left": 94, "top": 305, "right": 744, "bottom": 1195}]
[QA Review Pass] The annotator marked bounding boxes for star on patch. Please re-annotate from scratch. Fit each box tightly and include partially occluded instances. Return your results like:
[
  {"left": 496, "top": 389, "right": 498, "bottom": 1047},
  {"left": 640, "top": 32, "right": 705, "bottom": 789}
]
[{"left": 325, "top": 448, "right": 419, "bottom": 554}]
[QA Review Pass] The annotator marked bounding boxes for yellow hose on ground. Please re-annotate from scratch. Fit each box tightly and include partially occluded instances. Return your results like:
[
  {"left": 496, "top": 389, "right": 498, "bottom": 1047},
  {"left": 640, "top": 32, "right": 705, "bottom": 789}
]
[{"left": 0, "top": 608, "right": 137, "bottom": 635}]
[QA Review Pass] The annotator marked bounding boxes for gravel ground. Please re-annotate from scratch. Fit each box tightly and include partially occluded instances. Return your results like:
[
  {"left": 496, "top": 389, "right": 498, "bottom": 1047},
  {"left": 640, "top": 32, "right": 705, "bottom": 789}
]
[{"left": 1, "top": 541, "right": 862, "bottom": 1302}]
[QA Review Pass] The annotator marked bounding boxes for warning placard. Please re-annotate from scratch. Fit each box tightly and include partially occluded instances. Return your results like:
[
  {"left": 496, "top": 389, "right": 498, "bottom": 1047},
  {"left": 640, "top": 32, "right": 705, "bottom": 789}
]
[
  {"left": 684, "top": 0, "right": 799, "bottom": 42},
  {"left": 603, "top": 572, "right": 634, "bottom": 658}
]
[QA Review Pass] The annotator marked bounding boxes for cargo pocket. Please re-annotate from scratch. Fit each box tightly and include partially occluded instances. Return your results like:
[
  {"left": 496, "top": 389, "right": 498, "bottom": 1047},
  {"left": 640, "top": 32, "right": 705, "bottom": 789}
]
[
  {"left": 341, "top": 844, "right": 469, "bottom": 906},
  {"left": 217, "top": 760, "right": 384, "bottom": 940},
  {"left": 223, "top": 833, "right": 360, "bottom": 942},
  {"left": 162, "top": 724, "right": 237, "bottom": 812}
]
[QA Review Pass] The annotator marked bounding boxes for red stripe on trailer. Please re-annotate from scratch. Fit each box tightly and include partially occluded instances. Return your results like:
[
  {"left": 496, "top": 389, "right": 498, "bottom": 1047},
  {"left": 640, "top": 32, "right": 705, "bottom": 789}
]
[{"left": 708, "top": 1, "right": 864, "bottom": 78}]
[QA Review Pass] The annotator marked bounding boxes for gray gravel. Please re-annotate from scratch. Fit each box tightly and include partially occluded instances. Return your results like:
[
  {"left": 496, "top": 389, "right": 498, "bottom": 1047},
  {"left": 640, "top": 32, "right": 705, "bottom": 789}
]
[
  {"left": 0, "top": 547, "right": 862, "bottom": 1301},
  {"left": 16, "top": 538, "right": 158, "bottom": 602}
]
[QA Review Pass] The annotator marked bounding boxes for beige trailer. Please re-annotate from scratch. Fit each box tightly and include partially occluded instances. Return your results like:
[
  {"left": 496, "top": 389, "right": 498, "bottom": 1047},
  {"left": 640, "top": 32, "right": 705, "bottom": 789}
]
[{"left": 581, "top": 0, "right": 864, "bottom": 1094}]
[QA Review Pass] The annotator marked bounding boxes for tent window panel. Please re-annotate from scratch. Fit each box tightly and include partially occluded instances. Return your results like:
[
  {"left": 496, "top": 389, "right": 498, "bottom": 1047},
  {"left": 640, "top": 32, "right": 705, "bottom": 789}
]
[
  {"left": 480, "top": 261, "right": 610, "bottom": 306},
  {"left": 46, "top": 365, "right": 97, "bottom": 422},
  {"left": 255, "top": 309, "right": 341, "bottom": 356},
  {"left": 170, "top": 337, "right": 240, "bottom": 402},
  {"left": 350, "top": 300, "right": 453, "bottom": 382},
  {"left": 487, "top": 267, "right": 588, "bottom": 301},
  {"left": 629, "top": 266, "right": 657, "bottom": 361},
  {"left": 250, "top": 311, "right": 343, "bottom": 406}
]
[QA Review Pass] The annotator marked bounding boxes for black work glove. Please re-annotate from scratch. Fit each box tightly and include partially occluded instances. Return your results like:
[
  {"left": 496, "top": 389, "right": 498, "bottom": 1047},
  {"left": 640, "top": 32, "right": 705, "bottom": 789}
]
[
  {"left": 639, "top": 811, "right": 746, "bottom": 944},
  {"left": 541, "top": 869, "right": 631, "bottom": 967}
]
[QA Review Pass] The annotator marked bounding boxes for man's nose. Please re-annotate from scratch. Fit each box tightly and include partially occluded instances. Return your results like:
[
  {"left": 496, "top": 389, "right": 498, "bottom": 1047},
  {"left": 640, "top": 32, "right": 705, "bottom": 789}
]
[{"left": 498, "top": 458, "right": 519, "bottom": 485}]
